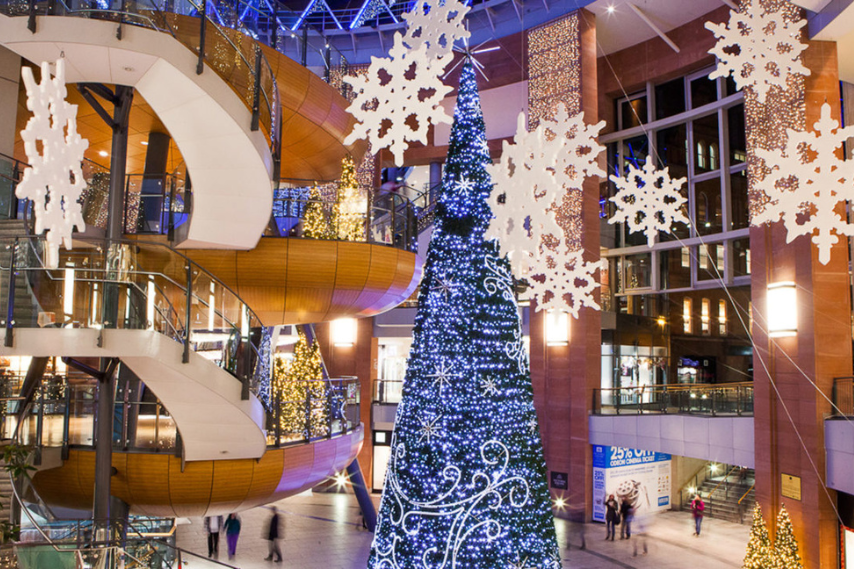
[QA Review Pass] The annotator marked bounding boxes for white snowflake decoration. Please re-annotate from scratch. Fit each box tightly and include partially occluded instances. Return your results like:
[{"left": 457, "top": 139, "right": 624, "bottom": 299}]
[
  {"left": 480, "top": 377, "right": 498, "bottom": 397},
  {"left": 753, "top": 102, "right": 854, "bottom": 265},
  {"left": 527, "top": 248, "right": 601, "bottom": 318},
  {"left": 344, "top": 35, "right": 452, "bottom": 166},
  {"left": 608, "top": 161, "right": 689, "bottom": 248},
  {"left": 417, "top": 415, "right": 443, "bottom": 443},
  {"left": 705, "top": 0, "right": 810, "bottom": 103},
  {"left": 17, "top": 59, "right": 88, "bottom": 268},
  {"left": 402, "top": 0, "right": 470, "bottom": 61},
  {"left": 487, "top": 107, "right": 605, "bottom": 277}
]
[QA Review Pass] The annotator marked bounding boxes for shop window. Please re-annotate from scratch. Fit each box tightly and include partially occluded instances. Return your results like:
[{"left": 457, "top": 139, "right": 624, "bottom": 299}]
[
  {"left": 718, "top": 300, "right": 727, "bottom": 335},
  {"left": 683, "top": 297, "right": 692, "bottom": 334}
]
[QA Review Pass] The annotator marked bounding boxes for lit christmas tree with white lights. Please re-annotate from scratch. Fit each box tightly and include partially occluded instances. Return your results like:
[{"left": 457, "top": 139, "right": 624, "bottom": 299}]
[
  {"left": 774, "top": 505, "right": 803, "bottom": 569},
  {"left": 367, "top": 59, "right": 560, "bottom": 569}
]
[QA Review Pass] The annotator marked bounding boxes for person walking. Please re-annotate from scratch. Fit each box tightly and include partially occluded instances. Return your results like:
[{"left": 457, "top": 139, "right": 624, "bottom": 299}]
[
  {"left": 691, "top": 495, "right": 705, "bottom": 536},
  {"left": 619, "top": 499, "right": 633, "bottom": 539},
  {"left": 204, "top": 515, "right": 224, "bottom": 558},
  {"left": 605, "top": 494, "right": 619, "bottom": 541},
  {"left": 224, "top": 513, "right": 241, "bottom": 559},
  {"left": 264, "top": 507, "right": 283, "bottom": 563},
  {"left": 632, "top": 510, "right": 649, "bottom": 557}
]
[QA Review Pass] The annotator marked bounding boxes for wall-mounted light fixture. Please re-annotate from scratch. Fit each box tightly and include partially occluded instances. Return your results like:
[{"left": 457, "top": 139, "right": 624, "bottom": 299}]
[
  {"left": 767, "top": 281, "right": 797, "bottom": 338},
  {"left": 545, "top": 310, "right": 569, "bottom": 346},
  {"left": 332, "top": 318, "right": 358, "bottom": 346}
]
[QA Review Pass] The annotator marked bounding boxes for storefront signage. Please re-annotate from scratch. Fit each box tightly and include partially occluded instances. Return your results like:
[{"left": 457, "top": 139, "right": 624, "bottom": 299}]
[
  {"left": 781, "top": 473, "right": 801, "bottom": 501},
  {"left": 550, "top": 471, "right": 568, "bottom": 490},
  {"left": 592, "top": 445, "right": 671, "bottom": 523}
]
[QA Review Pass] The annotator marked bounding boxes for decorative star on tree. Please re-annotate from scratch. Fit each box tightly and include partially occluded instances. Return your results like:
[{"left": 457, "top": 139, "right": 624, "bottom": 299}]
[
  {"left": 417, "top": 415, "right": 443, "bottom": 443},
  {"left": 480, "top": 377, "right": 499, "bottom": 397},
  {"left": 753, "top": 102, "right": 854, "bottom": 265},
  {"left": 508, "top": 556, "right": 530, "bottom": 569},
  {"left": 17, "top": 58, "right": 89, "bottom": 268},
  {"left": 609, "top": 161, "right": 689, "bottom": 248},
  {"left": 426, "top": 360, "right": 459, "bottom": 390},
  {"left": 430, "top": 275, "right": 458, "bottom": 299},
  {"left": 705, "top": 0, "right": 810, "bottom": 103}
]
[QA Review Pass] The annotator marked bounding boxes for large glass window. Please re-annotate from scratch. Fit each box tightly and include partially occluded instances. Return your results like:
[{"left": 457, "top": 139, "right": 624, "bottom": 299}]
[
  {"left": 695, "top": 178, "right": 723, "bottom": 235},
  {"left": 655, "top": 78, "right": 686, "bottom": 120},
  {"left": 660, "top": 248, "right": 691, "bottom": 289},
  {"left": 693, "top": 114, "right": 720, "bottom": 174},
  {"left": 619, "top": 95, "right": 648, "bottom": 129}
]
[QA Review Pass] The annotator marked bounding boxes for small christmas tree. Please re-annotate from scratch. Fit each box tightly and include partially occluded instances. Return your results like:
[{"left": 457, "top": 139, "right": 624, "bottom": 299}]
[
  {"left": 303, "top": 184, "right": 333, "bottom": 239},
  {"left": 743, "top": 504, "right": 772, "bottom": 569},
  {"left": 271, "top": 333, "right": 328, "bottom": 438},
  {"left": 367, "top": 58, "right": 560, "bottom": 569},
  {"left": 774, "top": 505, "right": 803, "bottom": 569},
  {"left": 337, "top": 156, "right": 366, "bottom": 241}
]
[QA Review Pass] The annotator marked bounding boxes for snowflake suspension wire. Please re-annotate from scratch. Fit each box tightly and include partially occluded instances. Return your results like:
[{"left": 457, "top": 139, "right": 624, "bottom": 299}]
[
  {"left": 752, "top": 102, "right": 854, "bottom": 265},
  {"left": 608, "top": 161, "right": 689, "bottom": 248},
  {"left": 344, "top": 35, "right": 453, "bottom": 165},
  {"left": 17, "top": 58, "right": 88, "bottom": 268},
  {"left": 705, "top": 0, "right": 810, "bottom": 104}
]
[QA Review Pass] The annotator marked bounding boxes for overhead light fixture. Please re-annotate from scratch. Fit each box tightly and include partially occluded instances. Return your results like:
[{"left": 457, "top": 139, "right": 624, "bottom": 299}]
[
  {"left": 98, "top": 150, "right": 108, "bottom": 157},
  {"left": 141, "top": 141, "right": 149, "bottom": 146},
  {"left": 545, "top": 310, "right": 569, "bottom": 346},
  {"left": 332, "top": 318, "right": 358, "bottom": 346},
  {"left": 767, "top": 281, "right": 797, "bottom": 338},
  {"left": 606, "top": 4, "right": 616, "bottom": 14}
]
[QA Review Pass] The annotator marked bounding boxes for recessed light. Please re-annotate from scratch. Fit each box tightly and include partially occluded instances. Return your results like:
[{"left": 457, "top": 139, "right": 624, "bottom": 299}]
[
  {"left": 123, "top": 66, "right": 135, "bottom": 72},
  {"left": 141, "top": 141, "right": 148, "bottom": 146},
  {"left": 98, "top": 150, "right": 108, "bottom": 157},
  {"left": 606, "top": 4, "right": 616, "bottom": 13}
]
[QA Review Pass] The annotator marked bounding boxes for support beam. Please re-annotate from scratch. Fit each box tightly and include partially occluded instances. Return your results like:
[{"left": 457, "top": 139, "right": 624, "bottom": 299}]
[
  {"left": 346, "top": 458, "right": 376, "bottom": 532},
  {"left": 627, "top": 2, "right": 680, "bottom": 53},
  {"left": 720, "top": 0, "right": 738, "bottom": 9}
]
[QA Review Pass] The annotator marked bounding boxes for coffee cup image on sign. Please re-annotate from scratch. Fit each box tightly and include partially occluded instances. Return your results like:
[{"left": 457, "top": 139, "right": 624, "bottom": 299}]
[{"left": 613, "top": 480, "right": 650, "bottom": 511}]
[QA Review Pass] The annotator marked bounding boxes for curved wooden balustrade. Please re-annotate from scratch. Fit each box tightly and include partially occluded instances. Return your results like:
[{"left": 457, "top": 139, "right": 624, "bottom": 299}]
[
  {"left": 170, "top": 239, "right": 422, "bottom": 325},
  {"left": 31, "top": 427, "right": 363, "bottom": 517}
]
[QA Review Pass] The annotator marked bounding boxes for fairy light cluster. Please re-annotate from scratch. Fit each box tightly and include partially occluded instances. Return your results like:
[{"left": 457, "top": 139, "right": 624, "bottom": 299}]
[
  {"left": 528, "top": 13, "right": 585, "bottom": 251},
  {"left": 368, "top": 59, "right": 560, "bottom": 569},
  {"left": 741, "top": 0, "right": 806, "bottom": 221},
  {"left": 527, "top": 14, "right": 581, "bottom": 130}
]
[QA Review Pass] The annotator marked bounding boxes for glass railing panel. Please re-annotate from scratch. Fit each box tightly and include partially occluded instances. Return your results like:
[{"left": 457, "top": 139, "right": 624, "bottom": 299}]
[
  {"left": 593, "top": 383, "right": 754, "bottom": 416},
  {"left": 267, "top": 376, "right": 359, "bottom": 447}
]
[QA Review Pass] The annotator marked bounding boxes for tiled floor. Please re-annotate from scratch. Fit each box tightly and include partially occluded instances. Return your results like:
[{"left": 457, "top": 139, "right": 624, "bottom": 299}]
[{"left": 177, "top": 492, "right": 749, "bottom": 569}]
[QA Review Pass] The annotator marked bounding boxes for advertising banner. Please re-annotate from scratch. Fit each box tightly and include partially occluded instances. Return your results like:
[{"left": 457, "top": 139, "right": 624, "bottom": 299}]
[
  {"left": 844, "top": 526, "right": 854, "bottom": 569},
  {"left": 592, "top": 445, "right": 672, "bottom": 523}
]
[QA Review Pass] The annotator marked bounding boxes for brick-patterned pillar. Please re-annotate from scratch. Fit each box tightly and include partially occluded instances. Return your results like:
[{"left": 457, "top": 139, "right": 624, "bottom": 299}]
[
  {"left": 748, "top": 37, "right": 850, "bottom": 568},
  {"left": 314, "top": 318, "right": 376, "bottom": 485},
  {"left": 527, "top": 10, "right": 600, "bottom": 522}
]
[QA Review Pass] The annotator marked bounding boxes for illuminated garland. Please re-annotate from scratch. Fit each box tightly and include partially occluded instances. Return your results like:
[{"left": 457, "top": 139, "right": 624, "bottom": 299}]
[{"left": 367, "top": 59, "right": 559, "bottom": 569}]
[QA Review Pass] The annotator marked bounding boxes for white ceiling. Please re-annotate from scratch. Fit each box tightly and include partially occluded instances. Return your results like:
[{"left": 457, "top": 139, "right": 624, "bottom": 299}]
[{"left": 587, "top": 0, "right": 731, "bottom": 56}]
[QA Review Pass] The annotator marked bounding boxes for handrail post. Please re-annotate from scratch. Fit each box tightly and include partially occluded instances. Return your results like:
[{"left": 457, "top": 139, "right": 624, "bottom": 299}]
[
  {"left": 197, "top": 0, "right": 207, "bottom": 75},
  {"left": 34, "top": 388, "right": 43, "bottom": 465},
  {"left": 167, "top": 175, "right": 176, "bottom": 242},
  {"left": 5, "top": 238, "right": 17, "bottom": 348},
  {"left": 251, "top": 45, "right": 261, "bottom": 132},
  {"left": 301, "top": 26, "right": 308, "bottom": 67},
  {"left": 117, "top": 0, "right": 127, "bottom": 40},
  {"left": 61, "top": 384, "right": 71, "bottom": 460},
  {"left": 275, "top": 389, "right": 281, "bottom": 447},
  {"left": 183, "top": 264, "right": 192, "bottom": 363},
  {"left": 326, "top": 385, "right": 333, "bottom": 438},
  {"left": 304, "top": 388, "right": 311, "bottom": 441}
]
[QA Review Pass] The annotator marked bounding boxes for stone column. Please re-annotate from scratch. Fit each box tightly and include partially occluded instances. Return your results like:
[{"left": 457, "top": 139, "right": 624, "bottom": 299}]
[
  {"left": 0, "top": 46, "right": 20, "bottom": 158},
  {"left": 527, "top": 9, "right": 601, "bottom": 522},
  {"left": 748, "top": 37, "right": 850, "bottom": 569}
]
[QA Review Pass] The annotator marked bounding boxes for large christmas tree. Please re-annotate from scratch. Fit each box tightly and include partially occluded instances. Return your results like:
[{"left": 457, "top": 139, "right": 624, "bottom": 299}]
[
  {"left": 368, "top": 59, "right": 560, "bottom": 569},
  {"left": 271, "top": 333, "right": 328, "bottom": 439}
]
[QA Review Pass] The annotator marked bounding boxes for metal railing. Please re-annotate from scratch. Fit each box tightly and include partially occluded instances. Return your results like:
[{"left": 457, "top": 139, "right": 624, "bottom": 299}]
[
  {"left": 373, "top": 379, "right": 403, "bottom": 405},
  {"left": 592, "top": 382, "right": 754, "bottom": 416},
  {"left": 268, "top": 376, "right": 359, "bottom": 447},
  {"left": 123, "top": 172, "right": 190, "bottom": 239},
  {"left": 0, "top": 0, "right": 281, "bottom": 177},
  {"left": 271, "top": 186, "right": 417, "bottom": 253},
  {"left": 832, "top": 376, "right": 854, "bottom": 416}
]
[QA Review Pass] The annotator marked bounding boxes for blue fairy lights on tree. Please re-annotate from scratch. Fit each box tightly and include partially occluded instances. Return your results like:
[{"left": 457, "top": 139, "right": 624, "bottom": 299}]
[{"left": 367, "top": 58, "right": 560, "bottom": 569}]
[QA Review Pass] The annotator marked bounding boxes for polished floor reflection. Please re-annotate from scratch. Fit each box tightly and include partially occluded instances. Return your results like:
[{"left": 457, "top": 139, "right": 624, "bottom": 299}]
[{"left": 177, "top": 492, "right": 749, "bottom": 568}]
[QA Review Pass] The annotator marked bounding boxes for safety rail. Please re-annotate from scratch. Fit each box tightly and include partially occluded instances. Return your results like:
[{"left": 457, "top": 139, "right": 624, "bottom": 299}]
[
  {"left": 707, "top": 465, "right": 740, "bottom": 500},
  {"left": 738, "top": 482, "right": 755, "bottom": 505},
  {"left": 0, "top": 0, "right": 282, "bottom": 178},
  {"left": 268, "top": 376, "right": 360, "bottom": 447},
  {"left": 373, "top": 379, "right": 403, "bottom": 405},
  {"left": 832, "top": 376, "right": 854, "bottom": 416},
  {"left": 0, "top": 235, "right": 263, "bottom": 397},
  {"left": 592, "top": 382, "right": 754, "bottom": 416},
  {"left": 123, "top": 172, "right": 190, "bottom": 239},
  {"left": 271, "top": 185, "right": 417, "bottom": 253}
]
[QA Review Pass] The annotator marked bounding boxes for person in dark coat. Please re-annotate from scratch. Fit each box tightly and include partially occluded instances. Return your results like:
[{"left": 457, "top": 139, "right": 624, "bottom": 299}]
[
  {"left": 224, "top": 513, "right": 241, "bottom": 559},
  {"left": 619, "top": 499, "right": 633, "bottom": 539},
  {"left": 604, "top": 494, "right": 619, "bottom": 541},
  {"left": 264, "top": 507, "right": 283, "bottom": 562},
  {"left": 204, "top": 515, "right": 224, "bottom": 558}
]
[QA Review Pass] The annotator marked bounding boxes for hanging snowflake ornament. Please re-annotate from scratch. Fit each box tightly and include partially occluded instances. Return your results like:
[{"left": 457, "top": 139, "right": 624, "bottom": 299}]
[
  {"left": 705, "top": 0, "right": 810, "bottom": 103},
  {"left": 17, "top": 58, "right": 88, "bottom": 268},
  {"left": 402, "top": 0, "right": 470, "bottom": 60},
  {"left": 344, "top": 35, "right": 452, "bottom": 165},
  {"left": 753, "top": 102, "right": 854, "bottom": 265},
  {"left": 608, "top": 161, "right": 689, "bottom": 248},
  {"left": 527, "top": 248, "right": 601, "bottom": 318},
  {"left": 487, "top": 107, "right": 605, "bottom": 275}
]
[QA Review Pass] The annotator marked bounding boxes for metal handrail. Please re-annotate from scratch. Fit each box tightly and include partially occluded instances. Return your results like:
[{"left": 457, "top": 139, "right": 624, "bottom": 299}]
[
  {"left": 594, "top": 382, "right": 755, "bottom": 416},
  {"left": 707, "top": 465, "right": 739, "bottom": 500},
  {"left": 737, "top": 482, "right": 755, "bottom": 505}
]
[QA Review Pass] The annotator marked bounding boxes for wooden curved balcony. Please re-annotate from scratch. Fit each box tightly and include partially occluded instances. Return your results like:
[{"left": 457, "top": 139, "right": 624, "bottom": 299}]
[
  {"left": 184, "top": 239, "right": 422, "bottom": 325},
  {"left": 31, "top": 427, "right": 363, "bottom": 518}
]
